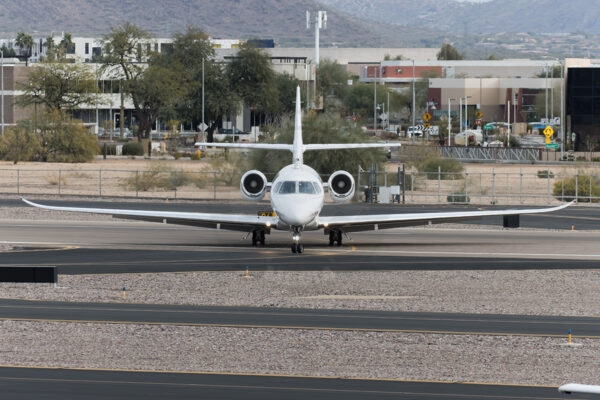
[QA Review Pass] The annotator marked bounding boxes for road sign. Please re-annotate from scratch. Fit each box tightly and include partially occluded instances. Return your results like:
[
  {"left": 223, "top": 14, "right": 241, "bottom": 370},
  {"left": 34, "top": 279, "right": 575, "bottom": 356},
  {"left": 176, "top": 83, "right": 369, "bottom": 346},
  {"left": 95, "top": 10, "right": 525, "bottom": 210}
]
[
  {"left": 422, "top": 112, "right": 431, "bottom": 122},
  {"left": 543, "top": 125, "right": 554, "bottom": 137},
  {"left": 545, "top": 143, "right": 559, "bottom": 149},
  {"left": 475, "top": 111, "right": 483, "bottom": 119},
  {"left": 424, "top": 123, "right": 431, "bottom": 128}
]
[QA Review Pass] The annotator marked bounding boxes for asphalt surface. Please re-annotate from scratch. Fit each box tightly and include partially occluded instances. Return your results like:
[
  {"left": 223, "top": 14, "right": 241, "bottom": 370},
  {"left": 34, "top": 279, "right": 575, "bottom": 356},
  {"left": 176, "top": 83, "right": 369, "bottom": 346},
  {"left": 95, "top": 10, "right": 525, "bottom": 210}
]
[
  {"left": 0, "top": 367, "right": 579, "bottom": 400},
  {"left": 0, "top": 200, "right": 597, "bottom": 398},
  {"left": 1, "top": 299, "right": 599, "bottom": 337}
]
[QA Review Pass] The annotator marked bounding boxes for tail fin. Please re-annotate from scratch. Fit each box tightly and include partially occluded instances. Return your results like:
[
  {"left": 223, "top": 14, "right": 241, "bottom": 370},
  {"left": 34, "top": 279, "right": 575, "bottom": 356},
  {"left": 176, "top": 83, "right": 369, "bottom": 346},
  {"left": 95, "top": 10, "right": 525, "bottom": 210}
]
[{"left": 292, "top": 86, "right": 304, "bottom": 167}]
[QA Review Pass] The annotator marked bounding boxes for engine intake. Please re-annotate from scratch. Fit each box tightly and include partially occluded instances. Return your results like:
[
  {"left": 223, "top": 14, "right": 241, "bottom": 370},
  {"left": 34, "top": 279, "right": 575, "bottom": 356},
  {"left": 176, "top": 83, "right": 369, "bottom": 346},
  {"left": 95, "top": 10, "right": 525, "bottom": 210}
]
[
  {"left": 241, "top": 170, "right": 268, "bottom": 201},
  {"left": 328, "top": 170, "right": 355, "bottom": 203}
]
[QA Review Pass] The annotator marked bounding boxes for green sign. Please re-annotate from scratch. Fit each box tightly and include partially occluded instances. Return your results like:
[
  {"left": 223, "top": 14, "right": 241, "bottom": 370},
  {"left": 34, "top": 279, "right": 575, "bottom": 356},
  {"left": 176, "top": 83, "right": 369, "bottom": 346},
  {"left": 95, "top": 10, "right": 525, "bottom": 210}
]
[{"left": 545, "top": 143, "right": 559, "bottom": 149}]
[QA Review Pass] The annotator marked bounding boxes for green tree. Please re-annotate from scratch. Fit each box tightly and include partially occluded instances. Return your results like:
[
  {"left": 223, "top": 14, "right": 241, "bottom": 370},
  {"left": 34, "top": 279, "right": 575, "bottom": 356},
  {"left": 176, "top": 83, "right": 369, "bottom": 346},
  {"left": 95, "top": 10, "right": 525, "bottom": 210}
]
[
  {"left": 248, "top": 113, "right": 387, "bottom": 175},
  {"left": 161, "top": 26, "right": 236, "bottom": 143},
  {"left": 273, "top": 72, "right": 300, "bottom": 115},
  {"left": 42, "top": 36, "right": 57, "bottom": 61},
  {"left": 227, "top": 43, "right": 278, "bottom": 120},
  {"left": 100, "top": 22, "right": 154, "bottom": 139},
  {"left": 17, "top": 62, "right": 99, "bottom": 112},
  {"left": 15, "top": 32, "right": 34, "bottom": 66},
  {"left": 35, "top": 110, "right": 98, "bottom": 162},
  {"left": 316, "top": 59, "right": 349, "bottom": 112},
  {"left": 0, "top": 122, "right": 41, "bottom": 164},
  {"left": 437, "top": 43, "right": 464, "bottom": 60},
  {"left": 128, "top": 61, "right": 184, "bottom": 141}
]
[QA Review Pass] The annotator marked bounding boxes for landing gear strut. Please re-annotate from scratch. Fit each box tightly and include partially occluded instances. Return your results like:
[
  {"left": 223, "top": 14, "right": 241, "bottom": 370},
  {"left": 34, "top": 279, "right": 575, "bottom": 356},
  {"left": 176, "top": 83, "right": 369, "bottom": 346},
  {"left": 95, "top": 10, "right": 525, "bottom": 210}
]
[
  {"left": 328, "top": 230, "right": 343, "bottom": 247},
  {"left": 291, "top": 227, "right": 303, "bottom": 253},
  {"left": 252, "top": 230, "right": 266, "bottom": 246}
]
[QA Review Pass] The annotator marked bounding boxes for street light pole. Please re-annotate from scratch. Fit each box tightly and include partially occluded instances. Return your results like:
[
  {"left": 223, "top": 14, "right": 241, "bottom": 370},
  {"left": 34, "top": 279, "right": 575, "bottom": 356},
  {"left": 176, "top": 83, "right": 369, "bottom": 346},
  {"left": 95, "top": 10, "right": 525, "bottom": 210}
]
[
  {"left": 1, "top": 48, "right": 4, "bottom": 135},
  {"left": 373, "top": 65, "right": 377, "bottom": 134},
  {"left": 559, "top": 60, "right": 564, "bottom": 160},
  {"left": 447, "top": 97, "right": 454, "bottom": 147},
  {"left": 412, "top": 60, "right": 415, "bottom": 142}
]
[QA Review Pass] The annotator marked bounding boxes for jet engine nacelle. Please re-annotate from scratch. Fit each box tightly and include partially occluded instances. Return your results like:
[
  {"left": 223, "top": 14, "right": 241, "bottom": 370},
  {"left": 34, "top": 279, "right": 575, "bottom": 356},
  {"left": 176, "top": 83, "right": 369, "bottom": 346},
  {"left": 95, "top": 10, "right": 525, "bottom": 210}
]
[
  {"left": 240, "top": 170, "right": 268, "bottom": 201},
  {"left": 328, "top": 170, "right": 355, "bottom": 203}
]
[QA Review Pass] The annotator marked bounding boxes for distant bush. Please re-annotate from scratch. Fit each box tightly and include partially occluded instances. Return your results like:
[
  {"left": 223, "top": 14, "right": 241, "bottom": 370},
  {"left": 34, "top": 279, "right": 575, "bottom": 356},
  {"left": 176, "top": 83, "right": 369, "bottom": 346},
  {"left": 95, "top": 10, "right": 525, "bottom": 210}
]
[
  {"left": 122, "top": 141, "right": 144, "bottom": 156},
  {"left": 537, "top": 170, "right": 555, "bottom": 179},
  {"left": 553, "top": 174, "right": 600, "bottom": 202},
  {"left": 419, "top": 157, "right": 463, "bottom": 180},
  {"left": 447, "top": 192, "right": 470, "bottom": 203}
]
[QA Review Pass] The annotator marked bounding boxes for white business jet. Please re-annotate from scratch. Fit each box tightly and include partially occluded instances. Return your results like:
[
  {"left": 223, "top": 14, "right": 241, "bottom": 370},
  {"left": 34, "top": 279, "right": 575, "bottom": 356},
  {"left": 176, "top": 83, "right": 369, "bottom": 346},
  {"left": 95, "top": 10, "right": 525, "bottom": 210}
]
[{"left": 22, "top": 86, "right": 573, "bottom": 253}]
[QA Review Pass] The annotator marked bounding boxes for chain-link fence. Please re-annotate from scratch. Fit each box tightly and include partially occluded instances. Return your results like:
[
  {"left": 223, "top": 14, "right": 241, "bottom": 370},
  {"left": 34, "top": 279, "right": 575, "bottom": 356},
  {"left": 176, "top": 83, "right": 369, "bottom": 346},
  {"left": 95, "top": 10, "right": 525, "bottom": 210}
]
[
  {"left": 358, "top": 165, "right": 600, "bottom": 206},
  {"left": 1, "top": 164, "right": 598, "bottom": 206}
]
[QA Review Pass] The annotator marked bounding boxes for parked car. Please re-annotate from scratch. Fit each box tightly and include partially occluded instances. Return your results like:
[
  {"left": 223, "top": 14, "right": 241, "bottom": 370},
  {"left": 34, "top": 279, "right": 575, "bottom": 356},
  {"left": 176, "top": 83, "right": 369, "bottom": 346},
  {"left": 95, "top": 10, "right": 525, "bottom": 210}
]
[
  {"left": 454, "top": 130, "right": 483, "bottom": 146},
  {"left": 406, "top": 126, "right": 423, "bottom": 138}
]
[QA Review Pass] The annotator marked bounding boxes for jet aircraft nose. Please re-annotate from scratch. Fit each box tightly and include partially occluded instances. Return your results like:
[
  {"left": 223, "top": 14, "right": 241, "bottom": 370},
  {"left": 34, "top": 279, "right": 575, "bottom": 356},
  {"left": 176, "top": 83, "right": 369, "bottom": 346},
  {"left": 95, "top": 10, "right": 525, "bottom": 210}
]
[{"left": 273, "top": 194, "right": 321, "bottom": 227}]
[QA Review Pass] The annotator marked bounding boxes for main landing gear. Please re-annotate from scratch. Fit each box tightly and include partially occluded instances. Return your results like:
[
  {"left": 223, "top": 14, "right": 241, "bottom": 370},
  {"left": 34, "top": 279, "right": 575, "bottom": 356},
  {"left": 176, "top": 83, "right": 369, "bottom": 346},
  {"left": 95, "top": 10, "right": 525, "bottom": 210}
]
[
  {"left": 328, "top": 230, "right": 343, "bottom": 247},
  {"left": 251, "top": 230, "right": 266, "bottom": 246}
]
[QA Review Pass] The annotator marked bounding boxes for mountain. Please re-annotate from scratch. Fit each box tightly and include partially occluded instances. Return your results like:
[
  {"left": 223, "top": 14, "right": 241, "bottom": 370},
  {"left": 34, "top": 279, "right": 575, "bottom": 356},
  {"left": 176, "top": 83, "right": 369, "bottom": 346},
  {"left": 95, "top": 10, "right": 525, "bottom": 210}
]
[
  {"left": 0, "top": 0, "right": 597, "bottom": 58},
  {"left": 317, "top": 0, "right": 600, "bottom": 35},
  {"left": 0, "top": 0, "right": 439, "bottom": 48}
]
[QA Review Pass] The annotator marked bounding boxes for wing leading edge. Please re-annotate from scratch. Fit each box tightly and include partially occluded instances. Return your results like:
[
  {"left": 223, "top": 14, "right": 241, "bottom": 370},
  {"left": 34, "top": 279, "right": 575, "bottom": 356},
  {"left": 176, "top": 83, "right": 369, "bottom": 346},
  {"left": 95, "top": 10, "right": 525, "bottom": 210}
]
[
  {"left": 317, "top": 201, "right": 575, "bottom": 233},
  {"left": 21, "top": 198, "right": 277, "bottom": 233}
]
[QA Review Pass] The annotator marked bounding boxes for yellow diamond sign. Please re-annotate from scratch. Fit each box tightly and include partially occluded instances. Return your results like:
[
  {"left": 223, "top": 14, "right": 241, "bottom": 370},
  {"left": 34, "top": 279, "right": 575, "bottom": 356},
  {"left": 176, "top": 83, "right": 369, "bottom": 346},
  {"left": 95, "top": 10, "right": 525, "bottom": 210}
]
[
  {"left": 543, "top": 125, "right": 554, "bottom": 137},
  {"left": 422, "top": 112, "right": 431, "bottom": 122}
]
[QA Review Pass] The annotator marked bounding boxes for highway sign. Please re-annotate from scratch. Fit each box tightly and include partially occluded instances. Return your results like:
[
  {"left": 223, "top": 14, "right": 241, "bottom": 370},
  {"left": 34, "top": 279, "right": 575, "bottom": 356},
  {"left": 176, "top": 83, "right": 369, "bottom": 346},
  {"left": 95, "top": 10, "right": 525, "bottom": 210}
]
[
  {"left": 545, "top": 143, "right": 559, "bottom": 149},
  {"left": 543, "top": 125, "right": 554, "bottom": 137},
  {"left": 422, "top": 112, "right": 431, "bottom": 122}
]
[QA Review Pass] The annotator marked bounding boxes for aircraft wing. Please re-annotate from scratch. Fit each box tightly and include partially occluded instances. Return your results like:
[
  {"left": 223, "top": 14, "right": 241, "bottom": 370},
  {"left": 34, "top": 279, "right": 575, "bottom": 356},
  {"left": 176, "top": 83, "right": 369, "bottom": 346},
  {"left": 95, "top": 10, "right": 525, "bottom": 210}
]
[
  {"left": 559, "top": 383, "right": 600, "bottom": 395},
  {"left": 317, "top": 201, "right": 574, "bottom": 233},
  {"left": 21, "top": 198, "right": 278, "bottom": 233}
]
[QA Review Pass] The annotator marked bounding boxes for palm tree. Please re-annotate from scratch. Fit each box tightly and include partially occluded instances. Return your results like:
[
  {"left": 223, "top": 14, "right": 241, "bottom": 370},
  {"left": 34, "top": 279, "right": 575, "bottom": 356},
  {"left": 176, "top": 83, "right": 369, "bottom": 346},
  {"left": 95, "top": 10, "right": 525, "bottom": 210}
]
[
  {"left": 59, "top": 33, "right": 74, "bottom": 59},
  {"left": 43, "top": 36, "right": 56, "bottom": 61},
  {"left": 15, "top": 32, "right": 33, "bottom": 66}
]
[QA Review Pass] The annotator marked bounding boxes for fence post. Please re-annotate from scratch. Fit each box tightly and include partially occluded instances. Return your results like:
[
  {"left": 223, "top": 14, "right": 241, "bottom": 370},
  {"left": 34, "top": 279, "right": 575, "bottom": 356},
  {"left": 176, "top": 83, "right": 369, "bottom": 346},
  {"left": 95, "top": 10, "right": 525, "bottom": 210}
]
[
  {"left": 520, "top": 168, "right": 523, "bottom": 204},
  {"left": 136, "top": 170, "right": 139, "bottom": 198},
  {"left": 99, "top": 170, "right": 102, "bottom": 197},
  {"left": 575, "top": 168, "right": 578, "bottom": 202},
  {"left": 213, "top": 171, "right": 217, "bottom": 200},
  {"left": 492, "top": 168, "right": 496, "bottom": 205},
  {"left": 17, "top": 169, "right": 20, "bottom": 196},
  {"left": 437, "top": 166, "right": 441, "bottom": 203},
  {"left": 464, "top": 169, "right": 469, "bottom": 201},
  {"left": 58, "top": 169, "right": 61, "bottom": 196},
  {"left": 546, "top": 168, "right": 550, "bottom": 204}
]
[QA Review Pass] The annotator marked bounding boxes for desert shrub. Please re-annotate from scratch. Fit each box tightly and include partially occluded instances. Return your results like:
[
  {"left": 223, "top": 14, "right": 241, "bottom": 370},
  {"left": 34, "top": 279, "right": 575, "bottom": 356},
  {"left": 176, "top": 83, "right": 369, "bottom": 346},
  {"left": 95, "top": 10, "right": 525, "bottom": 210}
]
[
  {"left": 447, "top": 192, "right": 470, "bottom": 203},
  {"left": 100, "top": 143, "right": 117, "bottom": 156},
  {"left": 122, "top": 141, "right": 144, "bottom": 156},
  {"left": 419, "top": 157, "right": 463, "bottom": 180},
  {"left": 537, "top": 170, "right": 555, "bottom": 179},
  {"left": 553, "top": 174, "right": 600, "bottom": 202}
]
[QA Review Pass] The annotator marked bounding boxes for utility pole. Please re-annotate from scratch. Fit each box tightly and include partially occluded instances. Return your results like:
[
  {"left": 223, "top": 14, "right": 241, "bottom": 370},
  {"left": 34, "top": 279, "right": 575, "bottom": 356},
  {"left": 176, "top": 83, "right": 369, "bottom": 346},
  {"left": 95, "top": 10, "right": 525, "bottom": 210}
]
[{"left": 306, "top": 10, "right": 327, "bottom": 109}]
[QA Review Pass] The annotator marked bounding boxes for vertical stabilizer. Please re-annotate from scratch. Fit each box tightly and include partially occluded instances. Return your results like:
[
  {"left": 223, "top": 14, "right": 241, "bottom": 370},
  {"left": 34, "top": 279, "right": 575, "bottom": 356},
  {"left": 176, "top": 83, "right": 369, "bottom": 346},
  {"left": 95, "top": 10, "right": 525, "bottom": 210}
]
[{"left": 292, "top": 86, "right": 304, "bottom": 167}]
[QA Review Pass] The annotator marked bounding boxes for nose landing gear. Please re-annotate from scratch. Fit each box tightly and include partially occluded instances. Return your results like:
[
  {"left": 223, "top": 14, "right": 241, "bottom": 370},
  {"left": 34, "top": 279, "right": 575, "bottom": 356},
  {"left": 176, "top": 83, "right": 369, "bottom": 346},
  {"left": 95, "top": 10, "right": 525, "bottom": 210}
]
[{"left": 291, "top": 227, "right": 304, "bottom": 253}]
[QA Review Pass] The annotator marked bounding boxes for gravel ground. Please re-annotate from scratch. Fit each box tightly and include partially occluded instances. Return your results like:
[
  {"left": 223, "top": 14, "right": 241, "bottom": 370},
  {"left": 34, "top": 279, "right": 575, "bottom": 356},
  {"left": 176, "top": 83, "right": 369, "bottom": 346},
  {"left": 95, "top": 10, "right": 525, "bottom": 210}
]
[{"left": 0, "top": 206, "right": 597, "bottom": 387}]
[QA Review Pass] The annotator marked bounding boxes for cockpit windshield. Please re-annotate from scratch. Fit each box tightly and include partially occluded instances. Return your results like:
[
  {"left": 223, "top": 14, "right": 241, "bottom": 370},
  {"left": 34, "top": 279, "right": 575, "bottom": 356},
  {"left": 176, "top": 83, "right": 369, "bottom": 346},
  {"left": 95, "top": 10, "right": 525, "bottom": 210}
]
[{"left": 275, "top": 180, "right": 322, "bottom": 195}]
